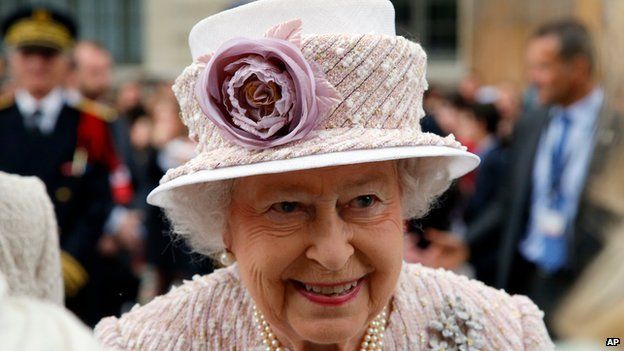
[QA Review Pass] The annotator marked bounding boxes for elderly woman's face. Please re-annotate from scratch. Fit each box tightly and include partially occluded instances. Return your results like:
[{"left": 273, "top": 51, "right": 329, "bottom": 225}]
[{"left": 225, "top": 161, "right": 404, "bottom": 348}]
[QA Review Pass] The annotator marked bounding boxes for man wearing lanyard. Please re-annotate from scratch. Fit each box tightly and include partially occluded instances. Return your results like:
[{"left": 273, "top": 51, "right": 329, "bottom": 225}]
[
  {"left": 421, "top": 20, "right": 612, "bottom": 333},
  {"left": 508, "top": 21, "right": 604, "bottom": 323},
  {"left": 519, "top": 91, "right": 602, "bottom": 274},
  {"left": 471, "top": 20, "right": 604, "bottom": 330}
]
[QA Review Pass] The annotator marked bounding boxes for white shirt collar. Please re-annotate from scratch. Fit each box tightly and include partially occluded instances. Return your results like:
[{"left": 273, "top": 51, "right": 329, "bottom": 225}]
[
  {"left": 552, "top": 87, "right": 604, "bottom": 128},
  {"left": 15, "top": 88, "right": 66, "bottom": 134}
]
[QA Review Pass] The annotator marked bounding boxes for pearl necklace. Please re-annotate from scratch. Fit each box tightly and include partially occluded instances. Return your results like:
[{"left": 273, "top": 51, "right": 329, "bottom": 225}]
[{"left": 253, "top": 305, "right": 388, "bottom": 351}]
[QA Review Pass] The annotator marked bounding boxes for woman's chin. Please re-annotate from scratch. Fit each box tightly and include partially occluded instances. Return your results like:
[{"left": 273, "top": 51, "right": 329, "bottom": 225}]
[{"left": 288, "top": 316, "right": 367, "bottom": 346}]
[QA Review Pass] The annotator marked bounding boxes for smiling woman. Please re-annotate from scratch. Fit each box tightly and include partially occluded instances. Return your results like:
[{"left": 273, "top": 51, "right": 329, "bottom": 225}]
[
  {"left": 225, "top": 162, "right": 405, "bottom": 349},
  {"left": 94, "top": 0, "right": 553, "bottom": 350}
]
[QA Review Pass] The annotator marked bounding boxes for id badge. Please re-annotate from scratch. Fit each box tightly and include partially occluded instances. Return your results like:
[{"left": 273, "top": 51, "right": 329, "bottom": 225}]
[{"left": 536, "top": 206, "right": 566, "bottom": 237}]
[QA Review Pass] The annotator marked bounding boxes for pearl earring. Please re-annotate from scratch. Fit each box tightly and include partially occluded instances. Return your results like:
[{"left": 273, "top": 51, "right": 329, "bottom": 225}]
[{"left": 219, "top": 250, "right": 236, "bottom": 266}]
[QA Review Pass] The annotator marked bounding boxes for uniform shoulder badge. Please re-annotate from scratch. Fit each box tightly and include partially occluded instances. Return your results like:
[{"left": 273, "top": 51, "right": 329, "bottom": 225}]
[{"left": 74, "top": 98, "right": 118, "bottom": 122}]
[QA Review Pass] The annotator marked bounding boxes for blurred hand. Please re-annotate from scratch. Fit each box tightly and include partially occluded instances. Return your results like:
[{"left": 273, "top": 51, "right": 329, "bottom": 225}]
[
  {"left": 403, "top": 233, "right": 429, "bottom": 264},
  {"left": 424, "top": 229, "right": 469, "bottom": 270},
  {"left": 403, "top": 229, "right": 469, "bottom": 270},
  {"left": 98, "top": 234, "right": 120, "bottom": 256},
  {"left": 115, "top": 210, "right": 144, "bottom": 254}
]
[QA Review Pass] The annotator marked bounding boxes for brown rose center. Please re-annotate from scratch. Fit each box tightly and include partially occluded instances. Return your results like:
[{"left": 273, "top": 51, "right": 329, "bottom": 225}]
[{"left": 244, "top": 79, "right": 281, "bottom": 108}]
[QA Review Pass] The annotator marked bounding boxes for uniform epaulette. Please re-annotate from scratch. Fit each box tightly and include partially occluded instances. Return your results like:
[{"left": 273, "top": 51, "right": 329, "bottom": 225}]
[
  {"left": 0, "top": 93, "right": 15, "bottom": 111},
  {"left": 74, "top": 98, "right": 118, "bottom": 122}
]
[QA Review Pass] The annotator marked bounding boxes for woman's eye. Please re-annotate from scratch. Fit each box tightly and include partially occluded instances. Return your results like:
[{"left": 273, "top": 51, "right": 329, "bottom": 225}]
[
  {"left": 270, "top": 202, "right": 299, "bottom": 213},
  {"left": 350, "top": 195, "right": 377, "bottom": 208}
]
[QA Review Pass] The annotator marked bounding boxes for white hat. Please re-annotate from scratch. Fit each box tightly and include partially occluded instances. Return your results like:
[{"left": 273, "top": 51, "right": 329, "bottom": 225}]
[
  {"left": 0, "top": 172, "right": 63, "bottom": 305},
  {"left": 0, "top": 272, "right": 103, "bottom": 351},
  {"left": 147, "top": 0, "right": 479, "bottom": 207}
]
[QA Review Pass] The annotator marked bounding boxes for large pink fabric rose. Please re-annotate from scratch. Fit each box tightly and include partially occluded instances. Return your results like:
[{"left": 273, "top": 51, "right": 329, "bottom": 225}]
[{"left": 195, "top": 19, "right": 341, "bottom": 149}]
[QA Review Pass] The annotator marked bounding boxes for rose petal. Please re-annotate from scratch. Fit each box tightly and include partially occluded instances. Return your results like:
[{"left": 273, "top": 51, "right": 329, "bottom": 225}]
[
  {"left": 264, "top": 18, "right": 303, "bottom": 48},
  {"left": 224, "top": 57, "right": 293, "bottom": 128},
  {"left": 310, "top": 60, "right": 342, "bottom": 117},
  {"left": 256, "top": 116, "right": 285, "bottom": 128}
]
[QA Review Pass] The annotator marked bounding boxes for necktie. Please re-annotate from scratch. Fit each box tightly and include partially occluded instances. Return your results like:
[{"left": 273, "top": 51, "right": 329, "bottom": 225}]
[
  {"left": 534, "top": 111, "right": 572, "bottom": 273},
  {"left": 550, "top": 112, "right": 572, "bottom": 205},
  {"left": 26, "top": 109, "right": 43, "bottom": 134}
]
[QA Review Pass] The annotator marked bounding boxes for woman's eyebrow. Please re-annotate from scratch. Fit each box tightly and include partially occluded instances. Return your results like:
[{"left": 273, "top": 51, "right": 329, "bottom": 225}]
[
  {"left": 340, "top": 173, "right": 390, "bottom": 190},
  {"left": 256, "top": 183, "right": 317, "bottom": 199}
]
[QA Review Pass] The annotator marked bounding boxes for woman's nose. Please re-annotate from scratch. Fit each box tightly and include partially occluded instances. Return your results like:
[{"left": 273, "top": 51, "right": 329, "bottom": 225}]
[{"left": 305, "top": 211, "right": 354, "bottom": 271}]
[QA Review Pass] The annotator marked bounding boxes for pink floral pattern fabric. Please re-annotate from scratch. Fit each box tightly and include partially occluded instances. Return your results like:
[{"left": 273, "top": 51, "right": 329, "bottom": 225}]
[{"left": 94, "top": 264, "right": 554, "bottom": 350}]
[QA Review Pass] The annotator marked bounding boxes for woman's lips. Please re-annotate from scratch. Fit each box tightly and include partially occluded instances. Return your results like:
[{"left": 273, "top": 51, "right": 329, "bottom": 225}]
[{"left": 292, "top": 277, "right": 365, "bottom": 306}]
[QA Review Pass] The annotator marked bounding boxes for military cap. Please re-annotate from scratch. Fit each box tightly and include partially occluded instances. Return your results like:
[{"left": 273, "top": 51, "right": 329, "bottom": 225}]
[{"left": 1, "top": 6, "right": 77, "bottom": 51}]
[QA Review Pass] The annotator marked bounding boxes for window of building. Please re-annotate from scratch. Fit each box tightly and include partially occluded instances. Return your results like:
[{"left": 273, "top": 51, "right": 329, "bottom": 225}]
[
  {"left": 391, "top": 0, "right": 458, "bottom": 60},
  {"left": 0, "top": 0, "right": 142, "bottom": 64}
]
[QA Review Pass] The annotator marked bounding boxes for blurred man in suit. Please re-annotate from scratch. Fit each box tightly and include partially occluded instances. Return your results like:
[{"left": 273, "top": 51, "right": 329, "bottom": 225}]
[
  {"left": 0, "top": 6, "right": 124, "bottom": 326},
  {"left": 421, "top": 20, "right": 617, "bottom": 333}
]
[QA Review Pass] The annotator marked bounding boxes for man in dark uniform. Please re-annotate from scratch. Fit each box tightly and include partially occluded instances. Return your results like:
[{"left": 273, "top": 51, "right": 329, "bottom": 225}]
[{"left": 0, "top": 6, "right": 123, "bottom": 326}]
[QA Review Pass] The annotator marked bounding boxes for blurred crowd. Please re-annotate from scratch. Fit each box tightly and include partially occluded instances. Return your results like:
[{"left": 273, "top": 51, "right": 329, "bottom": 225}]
[
  {"left": 0, "top": 5, "right": 622, "bottom": 349},
  {"left": 404, "top": 77, "right": 518, "bottom": 282},
  {"left": 0, "top": 38, "right": 213, "bottom": 325}
]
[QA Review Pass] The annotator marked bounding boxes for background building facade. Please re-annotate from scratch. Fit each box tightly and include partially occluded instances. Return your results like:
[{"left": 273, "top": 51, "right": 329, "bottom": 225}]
[{"left": 0, "top": 0, "right": 617, "bottom": 89}]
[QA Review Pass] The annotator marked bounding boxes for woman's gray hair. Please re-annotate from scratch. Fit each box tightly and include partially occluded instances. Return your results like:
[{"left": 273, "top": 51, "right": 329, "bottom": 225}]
[{"left": 163, "top": 158, "right": 451, "bottom": 258}]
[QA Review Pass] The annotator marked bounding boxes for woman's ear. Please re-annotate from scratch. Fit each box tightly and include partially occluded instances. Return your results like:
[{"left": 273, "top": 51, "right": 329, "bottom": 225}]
[
  {"left": 223, "top": 180, "right": 241, "bottom": 251},
  {"left": 222, "top": 220, "right": 233, "bottom": 250},
  {"left": 218, "top": 224, "right": 237, "bottom": 266}
]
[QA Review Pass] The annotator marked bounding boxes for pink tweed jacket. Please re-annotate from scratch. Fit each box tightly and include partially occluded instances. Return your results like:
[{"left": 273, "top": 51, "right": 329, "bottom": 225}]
[{"left": 95, "top": 263, "right": 553, "bottom": 350}]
